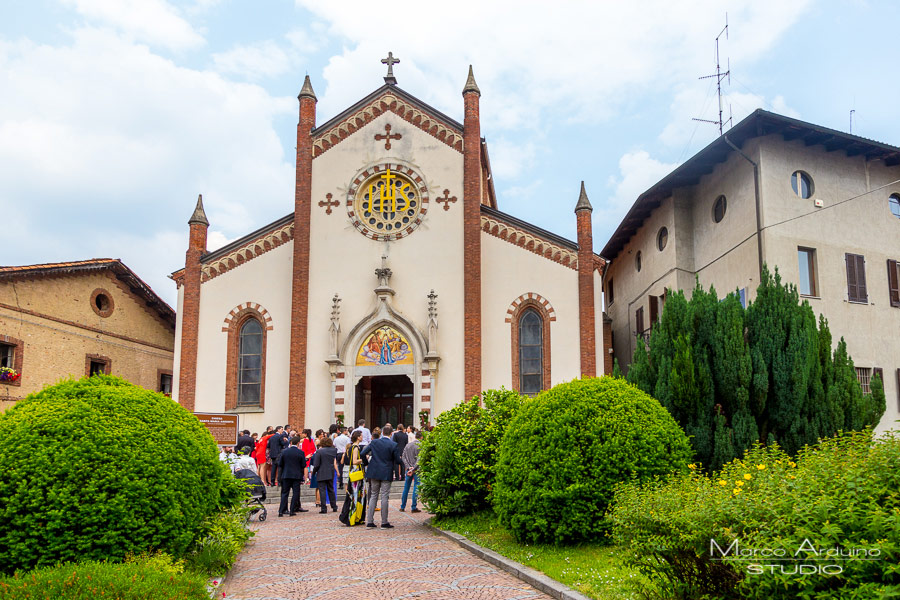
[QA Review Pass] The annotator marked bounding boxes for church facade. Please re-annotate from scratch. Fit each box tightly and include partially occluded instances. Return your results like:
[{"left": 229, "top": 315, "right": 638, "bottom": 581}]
[{"left": 171, "top": 61, "right": 610, "bottom": 432}]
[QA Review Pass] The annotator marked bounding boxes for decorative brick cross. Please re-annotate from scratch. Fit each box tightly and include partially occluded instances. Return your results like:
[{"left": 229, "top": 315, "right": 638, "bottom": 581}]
[
  {"left": 318, "top": 193, "right": 339, "bottom": 215},
  {"left": 436, "top": 189, "right": 457, "bottom": 211},
  {"left": 375, "top": 124, "right": 402, "bottom": 150}
]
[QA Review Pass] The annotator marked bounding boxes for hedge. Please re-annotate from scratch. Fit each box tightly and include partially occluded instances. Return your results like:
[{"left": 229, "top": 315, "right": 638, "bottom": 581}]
[{"left": 0, "top": 376, "right": 244, "bottom": 573}]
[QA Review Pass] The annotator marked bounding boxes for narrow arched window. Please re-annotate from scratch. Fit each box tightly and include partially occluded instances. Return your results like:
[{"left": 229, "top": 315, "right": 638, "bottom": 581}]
[
  {"left": 518, "top": 309, "right": 543, "bottom": 395},
  {"left": 238, "top": 318, "right": 263, "bottom": 406}
]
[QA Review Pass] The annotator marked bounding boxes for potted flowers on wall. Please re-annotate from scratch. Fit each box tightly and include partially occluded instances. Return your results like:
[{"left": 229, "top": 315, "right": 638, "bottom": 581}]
[{"left": 0, "top": 367, "right": 20, "bottom": 383}]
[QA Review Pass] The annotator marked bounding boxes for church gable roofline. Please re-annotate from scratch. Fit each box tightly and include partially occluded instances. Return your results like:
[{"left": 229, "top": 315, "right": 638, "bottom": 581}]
[
  {"left": 481, "top": 205, "right": 606, "bottom": 273},
  {"left": 170, "top": 213, "right": 295, "bottom": 287},
  {"left": 601, "top": 109, "right": 900, "bottom": 261},
  {"left": 312, "top": 84, "right": 465, "bottom": 157}
]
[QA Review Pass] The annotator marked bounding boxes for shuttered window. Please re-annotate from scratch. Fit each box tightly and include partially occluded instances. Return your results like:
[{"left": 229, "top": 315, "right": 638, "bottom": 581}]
[
  {"left": 897, "top": 369, "right": 900, "bottom": 411},
  {"left": 845, "top": 253, "right": 868, "bottom": 303},
  {"left": 649, "top": 296, "right": 659, "bottom": 324},
  {"left": 635, "top": 306, "right": 645, "bottom": 336},
  {"left": 888, "top": 259, "right": 900, "bottom": 308}
]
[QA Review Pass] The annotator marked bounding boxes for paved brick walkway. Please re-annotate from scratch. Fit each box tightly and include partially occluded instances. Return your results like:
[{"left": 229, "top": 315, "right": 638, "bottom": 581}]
[{"left": 224, "top": 498, "right": 552, "bottom": 600}]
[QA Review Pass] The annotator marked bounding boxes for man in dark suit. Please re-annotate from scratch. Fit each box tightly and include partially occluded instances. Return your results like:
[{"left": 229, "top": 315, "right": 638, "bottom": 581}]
[
  {"left": 236, "top": 429, "right": 255, "bottom": 455},
  {"left": 267, "top": 426, "right": 288, "bottom": 486},
  {"left": 276, "top": 436, "right": 309, "bottom": 517},
  {"left": 391, "top": 424, "right": 409, "bottom": 481},
  {"left": 361, "top": 424, "right": 402, "bottom": 528}
]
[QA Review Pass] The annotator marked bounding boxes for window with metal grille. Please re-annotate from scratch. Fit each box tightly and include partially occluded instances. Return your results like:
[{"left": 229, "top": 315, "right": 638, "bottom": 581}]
[
  {"left": 856, "top": 367, "right": 871, "bottom": 395},
  {"left": 238, "top": 318, "right": 263, "bottom": 406}
]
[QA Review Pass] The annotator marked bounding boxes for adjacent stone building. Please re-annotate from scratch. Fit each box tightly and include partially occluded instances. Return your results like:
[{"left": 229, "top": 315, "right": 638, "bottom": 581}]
[
  {"left": 601, "top": 109, "right": 900, "bottom": 432},
  {"left": 0, "top": 259, "right": 176, "bottom": 409},
  {"left": 171, "top": 62, "right": 610, "bottom": 432}
]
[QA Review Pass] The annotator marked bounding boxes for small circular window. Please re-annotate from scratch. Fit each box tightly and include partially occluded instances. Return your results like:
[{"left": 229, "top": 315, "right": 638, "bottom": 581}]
[
  {"left": 791, "top": 171, "right": 814, "bottom": 199},
  {"left": 657, "top": 227, "right": 668, "bottom": 252},
  {"left": 890, "top": 194, "right": 900, "bottom": 219},
  {"left": 713, "top": 195, "right": 727, "bottom": 223},
  {"left": 635, "top": 251, "right": 642, "bottom": 272},
  {"left": 90, "top": 288, "right": 114, "bottom": 317}
]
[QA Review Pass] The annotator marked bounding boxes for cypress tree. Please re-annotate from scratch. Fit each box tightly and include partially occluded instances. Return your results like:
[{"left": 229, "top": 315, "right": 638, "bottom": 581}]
[{"left": 627, "top": 264, "right": 884, "bottom": 467}]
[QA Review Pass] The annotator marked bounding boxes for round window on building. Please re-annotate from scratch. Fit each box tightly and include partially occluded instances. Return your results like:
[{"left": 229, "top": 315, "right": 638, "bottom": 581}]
[
  {"left": 90, "top": 288, "right": 114, "bottom": 317},
  {"left": 657, "top": 226, "right": 668, "bottom": 252},
  {"left": 352, "top": 167, "right": 423, "bottom": 239},
  {"left": 791, "top": 170, "right": 814, "bottom": 199},
  {"left": 635, "top": 250, "right": 642, "bottom": 272},
  {"left": 713, "top": 195, "right": 727, "bottom": 223},
  {"left": 890, "top": 194, "right": 900, "bottom": 219}
]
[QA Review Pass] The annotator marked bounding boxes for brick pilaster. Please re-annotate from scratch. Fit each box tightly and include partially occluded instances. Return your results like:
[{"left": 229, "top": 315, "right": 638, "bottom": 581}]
[
  {"left": 602, "top": 315, "right": 613, "bottom": 375},
  {"left": 178, "top": 195, "right": 208, "bottom": 411},
  {"left": 575, "top": 183, "right": 596, "bottom": 377},
  {"left": 463, "top": 67, "right": 482, "bottom": 400},
  {"left": 288, "top": 76, "right": 316, "bottom": 428}
]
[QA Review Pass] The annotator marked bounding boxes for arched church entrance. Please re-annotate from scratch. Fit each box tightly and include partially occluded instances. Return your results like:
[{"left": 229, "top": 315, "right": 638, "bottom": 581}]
[{"left": 355, "top": 374, "right": 414, "bottom": 428}]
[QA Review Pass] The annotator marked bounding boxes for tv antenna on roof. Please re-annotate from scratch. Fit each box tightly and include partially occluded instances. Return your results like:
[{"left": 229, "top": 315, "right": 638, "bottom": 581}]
[{"left": 693, "top": 14, "right": 732, "bottom": 136}]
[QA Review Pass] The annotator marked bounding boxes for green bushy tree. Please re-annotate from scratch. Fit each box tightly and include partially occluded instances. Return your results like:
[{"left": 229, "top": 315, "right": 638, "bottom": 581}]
[
  {"left": 628, "top": 267, "right": 884, "bottom": 468},
  {"left": 493, "top": 377, "right": 692, "bottom": 544},
  {"left": 0, "top": 376, "right": 245, "bottom": 573},
  {"left": 610, "top": 430, "right": 900, "bottom": 600},
  {"left": 418, "top": 388, "right": 523, "bottom": 516}
]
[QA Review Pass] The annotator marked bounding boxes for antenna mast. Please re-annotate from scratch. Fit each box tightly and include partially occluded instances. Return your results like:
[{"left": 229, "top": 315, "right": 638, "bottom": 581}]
[{"left": 693, "top": 15, "right": 731, "bottom": 135}]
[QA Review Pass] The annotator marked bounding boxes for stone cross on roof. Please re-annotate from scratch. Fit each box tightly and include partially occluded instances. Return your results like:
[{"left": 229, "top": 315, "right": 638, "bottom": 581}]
[{"left": 381, "top": 52, "right": 399, "bottom": 85}]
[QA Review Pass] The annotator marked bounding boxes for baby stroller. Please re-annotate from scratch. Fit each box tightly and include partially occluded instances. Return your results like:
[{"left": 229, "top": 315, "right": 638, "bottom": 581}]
[{"left": 234, "top": 468, "right": 267, "bottom": 522}]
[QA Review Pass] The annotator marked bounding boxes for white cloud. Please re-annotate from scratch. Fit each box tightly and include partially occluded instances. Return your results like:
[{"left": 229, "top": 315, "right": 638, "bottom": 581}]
[
  {"left": 213, "top": 40, "right": 293, "bottom": 79},
  {"left": 62, "top": 0, "right": 204, "bottom": 50},
  {"left": 297, "top": 0, "right": 813, "bottom": 133},
  {"left": 487, "top": 137, "right": 536, "bottom": 181},
  {"left": 600, "top": 150, "right": 680, "bottom": 228},
  {"left": 0, "top": 27, "right": 296, "bottom": 304}
]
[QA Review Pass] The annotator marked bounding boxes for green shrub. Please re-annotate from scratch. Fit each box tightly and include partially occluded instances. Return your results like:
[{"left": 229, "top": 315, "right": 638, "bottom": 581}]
[
  {"left": 493, "top": 377, "right": 693, "bottom": 544},
  {"left": 185, "top": 504, "right": 254, "bottom": 575},
  {"left": 0, "top": 375, "right": 245, "bottom": 573},
  {"left": 609, "top": 431, "right": 900, "bottom": 599},
  {"left": 0, "top": 555, "right": 210, "bottom": 600},
  {"left": 418, "top": 388, "right": 524, "bottom": 516}
]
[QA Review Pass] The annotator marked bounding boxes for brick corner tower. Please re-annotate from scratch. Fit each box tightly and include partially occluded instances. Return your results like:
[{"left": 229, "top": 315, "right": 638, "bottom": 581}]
[
  {"left": 575, "top": 181, "right": 597, "bottom": 377},
  {"left": 462, "top": 65, "right": 483, "bottom": 400},
  {"left": 179, "top": 194, "right": 209, "bottom": 411},
  {"left": 288, "top": 75, "right": 317, "bottom": 428}
]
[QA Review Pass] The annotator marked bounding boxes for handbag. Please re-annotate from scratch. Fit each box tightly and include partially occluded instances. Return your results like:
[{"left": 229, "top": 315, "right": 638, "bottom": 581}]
[{"left": 349, "top": 469, "right": 364, "bottom": 482}]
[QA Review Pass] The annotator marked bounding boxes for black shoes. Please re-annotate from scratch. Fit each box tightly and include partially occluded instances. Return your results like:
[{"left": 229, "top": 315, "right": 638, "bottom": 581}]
[
  {"left": 297, "top": 508, "right": 309, "bottom": 513},
  {"left": 399, "top": 508, "right": 405, "bottom": 512},
  {"left": 381, "top": 523, "right": 394, "bottom": 529},
  {"left": 366, "top": 523, "right": 377, "bottom": 528},
  {"left": 411, "top": 509, "right": 421, "bottom": 513},
  {"left": 332, "top": 506, "right": 338, "bottom": 512},
  {"left": 278, "top": 513, "right": 285, "bottom": 517}
]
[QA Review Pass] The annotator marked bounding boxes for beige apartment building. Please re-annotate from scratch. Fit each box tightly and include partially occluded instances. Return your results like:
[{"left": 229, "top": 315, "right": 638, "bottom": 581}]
[
  {"left": 0, "top": 259, "right": 176, "bottom": 409},
  {"left": 602, "top": 110, "right": 900, "bottom": 432}
]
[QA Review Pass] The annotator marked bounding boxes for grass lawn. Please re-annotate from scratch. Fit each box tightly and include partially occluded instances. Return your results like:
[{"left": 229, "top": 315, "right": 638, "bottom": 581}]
[{"left": 433, "top": 511, "right": 651, "bottom": 600}]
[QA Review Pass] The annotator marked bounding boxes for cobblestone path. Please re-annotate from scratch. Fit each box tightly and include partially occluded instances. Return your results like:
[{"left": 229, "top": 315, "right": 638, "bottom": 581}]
[{"left": 223, "top": 498, "right": 552, "bottom": 600}]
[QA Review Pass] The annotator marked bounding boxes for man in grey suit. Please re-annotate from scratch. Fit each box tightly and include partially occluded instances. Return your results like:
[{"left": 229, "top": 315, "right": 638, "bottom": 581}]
[{"left": 360, "top": 424, "right": 402, "bottom": 528}]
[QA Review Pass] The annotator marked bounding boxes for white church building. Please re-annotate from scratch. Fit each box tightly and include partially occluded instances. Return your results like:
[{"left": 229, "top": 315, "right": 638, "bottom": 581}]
[{"left": 171, "top": 58, "right": 610, "bottom": 432}]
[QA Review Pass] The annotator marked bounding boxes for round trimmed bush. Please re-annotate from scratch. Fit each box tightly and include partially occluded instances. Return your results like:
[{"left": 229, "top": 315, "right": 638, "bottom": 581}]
[
  {"left": 493, "top": 376, "right": 693, "bottom": 544},
  {"left": 419, "top": 388, "right": 523, "bottom": 516},
  {"left": 0, "top": 375, "right": 243, "bottom": 573}
]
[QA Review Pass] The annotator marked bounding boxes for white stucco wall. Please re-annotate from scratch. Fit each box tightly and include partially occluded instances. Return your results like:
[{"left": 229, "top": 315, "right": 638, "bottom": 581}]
[
  {"left": 306, "top": 111, "right": 466, "bottom": 427},
  {"left": 481, "top": 232, "right": 584, "bottom": 391}
]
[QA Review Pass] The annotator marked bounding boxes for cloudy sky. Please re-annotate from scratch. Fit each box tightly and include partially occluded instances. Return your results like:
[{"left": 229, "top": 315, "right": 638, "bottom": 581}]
[{"left": 2, "top": 0, "right": 898, "bottom": 306}]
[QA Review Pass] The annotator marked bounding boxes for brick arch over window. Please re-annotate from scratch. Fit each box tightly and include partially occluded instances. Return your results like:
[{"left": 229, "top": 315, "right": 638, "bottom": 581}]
[
  {"left": 507, "top": 295, "right": 554, "bottom": 394},
  {"left": 223, "top": 304, "right": 273, "bottom": 411}
]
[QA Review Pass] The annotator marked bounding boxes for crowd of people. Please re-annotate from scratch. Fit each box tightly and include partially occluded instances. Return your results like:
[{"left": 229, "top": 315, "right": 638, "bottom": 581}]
[{"left": 218, "top": 420, "right": 427, "bottom": 527}]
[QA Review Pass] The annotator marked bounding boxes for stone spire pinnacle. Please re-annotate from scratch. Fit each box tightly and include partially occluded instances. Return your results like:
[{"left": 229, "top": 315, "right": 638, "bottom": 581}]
[
  {"left": 575, "top": 181, "right": 593, "bottom": 213},
  {"left": 462, "top": 65, "right": 480, "bottom": 96},
  {"left": 188, "top": 194, "right": 209, "bottom": 226},
  {"left": 298, "top": 75, "right": 317, "bottom": 101}
]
